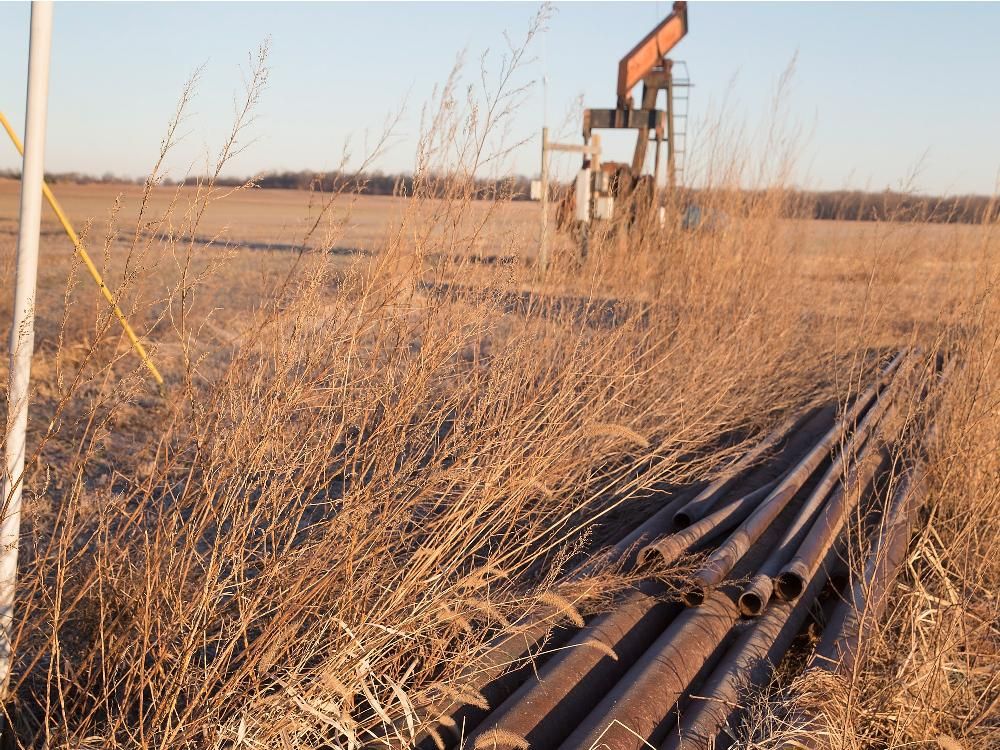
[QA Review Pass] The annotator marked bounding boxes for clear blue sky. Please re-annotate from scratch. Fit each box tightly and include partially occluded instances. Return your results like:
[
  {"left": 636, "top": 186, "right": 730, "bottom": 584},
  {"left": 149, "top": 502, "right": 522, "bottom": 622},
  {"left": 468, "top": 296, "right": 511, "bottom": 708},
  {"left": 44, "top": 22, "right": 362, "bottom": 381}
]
[{"left": 1, "top": 2, "right": 998, "bottom": 195}]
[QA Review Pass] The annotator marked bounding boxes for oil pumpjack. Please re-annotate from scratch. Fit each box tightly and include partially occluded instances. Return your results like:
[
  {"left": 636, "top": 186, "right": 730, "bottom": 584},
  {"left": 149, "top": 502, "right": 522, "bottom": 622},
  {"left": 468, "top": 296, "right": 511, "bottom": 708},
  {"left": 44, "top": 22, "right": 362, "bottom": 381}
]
[{"left": 544, "top": 2, "right": 691, "bottom": 258}]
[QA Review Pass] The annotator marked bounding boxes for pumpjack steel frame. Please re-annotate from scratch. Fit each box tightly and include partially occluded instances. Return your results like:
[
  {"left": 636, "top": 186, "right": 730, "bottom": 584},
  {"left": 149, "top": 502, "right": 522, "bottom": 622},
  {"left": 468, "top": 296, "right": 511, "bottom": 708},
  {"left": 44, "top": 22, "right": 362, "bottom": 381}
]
[
  {"left": 582, "top": 1, "right": 689, "bottom": 193},
  {"left": 534, "top": 2, "right": 692, "bottom": 266}
]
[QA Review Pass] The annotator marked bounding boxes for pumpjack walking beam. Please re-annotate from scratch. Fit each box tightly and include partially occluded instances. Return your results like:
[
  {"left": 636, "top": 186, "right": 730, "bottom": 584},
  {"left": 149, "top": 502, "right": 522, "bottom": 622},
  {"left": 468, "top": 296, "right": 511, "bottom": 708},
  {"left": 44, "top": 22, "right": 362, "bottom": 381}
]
[{"left": 617, "top": 1, "right": 689, "bottom": 109}]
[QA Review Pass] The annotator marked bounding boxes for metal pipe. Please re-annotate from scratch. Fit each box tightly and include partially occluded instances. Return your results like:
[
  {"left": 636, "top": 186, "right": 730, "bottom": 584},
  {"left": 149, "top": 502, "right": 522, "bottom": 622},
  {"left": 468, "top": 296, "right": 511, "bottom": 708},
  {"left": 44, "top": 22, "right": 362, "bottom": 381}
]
[
  {"left": 420, "top": 355, "right": 908, "bottom": 748},
  {"left": 810, "top": 467, "right": 924, "bottom": 674},
  {"left": 673, "top": 416, "right": 796, "bottom": 529},
  {"left": 422, "top": 483, "right": 703, "bottom": 746},
  {"left": 737, "top": 390, "right": 892, "bottom": 617},
  {"left": 772, "top": 368, "right": 911, "bottom": 604},
  {"left": 684, "top": 352, "right": 905, "bottom": 607},
  {"left": 422, "top": 484, "right": 702, "bottom": 746},
  {"left": 772, "top": 471, "right": 924, "bottom": 750},
  {"left": 738, "top": 512, "right": 828, "bottom": 616},
  {"left": 414, "top": 619, "right": 575, "bottom": 749},
  {"left": 570, "top": 483, "right": 707, "bottom": 580},
  {"left": 469, "top": 421, "right": 803, "bottom": 747},
  {"left": 556, "top": 506, "right": 793, "bottom": 750},
  {"left": 665, "top": 64, "right": 676, "bottom": 189},
  {"left": 639, "top": 478, "right": 778, "bottom": 568},
  {"left": 555, "top": 587, "right": 743, "bottom": 750},
  {"left": 0, "top": 0, "right": 53, "bottom": 700},
  {"left": 581, "top": 406, "right": 823, "bottom": 579},
  {"left": 660, "top": 545, "right": 843, "bottom": 750},
  {"left": 464, "top": 582, "right": 681, "bottom": 749},
  {"left": 773, "top": 455, "right": 879, "bottom": 604}
]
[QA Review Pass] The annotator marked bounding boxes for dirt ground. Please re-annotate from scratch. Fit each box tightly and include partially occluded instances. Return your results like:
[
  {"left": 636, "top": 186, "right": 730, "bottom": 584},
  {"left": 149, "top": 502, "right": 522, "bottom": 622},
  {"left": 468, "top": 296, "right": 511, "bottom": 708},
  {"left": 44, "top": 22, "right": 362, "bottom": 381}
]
[
  {"left": 0, "top": 178, "right": 991, "bottom": 396},
  {"left": 0, "top": 178, "right": 542, "bottom": 255}
]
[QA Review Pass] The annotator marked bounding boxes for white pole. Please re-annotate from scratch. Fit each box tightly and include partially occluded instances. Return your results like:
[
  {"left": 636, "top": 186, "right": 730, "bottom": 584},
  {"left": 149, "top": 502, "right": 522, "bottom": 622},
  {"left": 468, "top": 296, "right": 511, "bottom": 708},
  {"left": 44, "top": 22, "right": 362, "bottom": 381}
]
[
  {"left": 0, "top": 0, "right": 54, "bottom": 698},
  {"left": 539, "top": 126, "right": 549, "bottom": 274}
]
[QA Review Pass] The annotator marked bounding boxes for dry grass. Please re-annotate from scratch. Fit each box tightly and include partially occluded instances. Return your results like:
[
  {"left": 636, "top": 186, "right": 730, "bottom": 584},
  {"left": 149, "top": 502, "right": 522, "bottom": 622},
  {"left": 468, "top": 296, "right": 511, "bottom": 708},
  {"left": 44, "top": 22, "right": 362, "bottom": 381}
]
[
  {"left": 737, "top": 315, "right": 999, "bottom": 750},
  {"left": 0, "top": 24, "right": 996, "bottom": 750}
]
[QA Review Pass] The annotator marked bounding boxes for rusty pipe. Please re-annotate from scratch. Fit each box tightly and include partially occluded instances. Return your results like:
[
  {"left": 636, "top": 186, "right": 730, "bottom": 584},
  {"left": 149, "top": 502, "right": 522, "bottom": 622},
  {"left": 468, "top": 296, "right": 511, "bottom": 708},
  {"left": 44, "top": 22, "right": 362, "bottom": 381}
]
[
  {"left": 810, "top": 467, "right": 924, "bottom": 674},
  {"left": 672, "top": 415, "right": 797, "bottom": 528},
  {"left": 421, "top": 490, "right": 704, "bottom": 745},
  {"left": 569, "top": 483, "right": 708, "bottom": 581},
  {"left": 685, "top": 352, "right": 905, "bottom": 607},
  {"left": 737, "top": 389, "right": 891, "bottom": 616},
  {"left": 414, "top": 619, "right": 575, "bottom": 749},
  {"left": 464, "top": 582, "right": 681, "bottom": 749},
  {"left": 555, "top": 587, "right": 743, "bottom": 750},
  {"left": 423, "top": 485, "right": 708, "bottom": 744},
  {"left": 772, "top": 450, "right": 882, "bottom": 605},
  {"left": 772, "top": 373, "right": 910, "bottom": 605},
  {"left": 660, "top": 544, "right": 843, "bottom": 750},
  {"left": 773, "top": 470, "right": 925, "bottom": 750},
  {"left": 642, "top": 406, "right": 836, "bottom": 570},
  {"left": 639, "top": 478, "right": 779, "bottom": 568},
  {"left": 555, "top": 507, "right": 794, "bottom": 750}
]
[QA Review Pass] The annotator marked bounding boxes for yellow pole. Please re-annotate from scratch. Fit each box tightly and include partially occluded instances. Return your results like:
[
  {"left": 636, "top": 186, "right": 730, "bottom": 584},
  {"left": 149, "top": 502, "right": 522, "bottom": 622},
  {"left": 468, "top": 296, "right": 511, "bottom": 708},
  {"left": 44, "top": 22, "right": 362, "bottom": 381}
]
[{"left": 0, "top": 110, "right": 164, "bottom": 389}]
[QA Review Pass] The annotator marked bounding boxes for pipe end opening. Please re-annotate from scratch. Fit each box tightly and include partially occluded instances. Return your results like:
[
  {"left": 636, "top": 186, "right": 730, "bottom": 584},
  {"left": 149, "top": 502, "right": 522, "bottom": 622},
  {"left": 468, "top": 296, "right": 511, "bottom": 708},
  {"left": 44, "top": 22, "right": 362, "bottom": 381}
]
[
  {"left": 682, "top": 585, "right": 705, "bottom": 607},
  {"left": 775, "top": 573, "right": 804, "bottom": 601},
  {"left": 738, "top": 592, "right": 764, "bottom": 617}
]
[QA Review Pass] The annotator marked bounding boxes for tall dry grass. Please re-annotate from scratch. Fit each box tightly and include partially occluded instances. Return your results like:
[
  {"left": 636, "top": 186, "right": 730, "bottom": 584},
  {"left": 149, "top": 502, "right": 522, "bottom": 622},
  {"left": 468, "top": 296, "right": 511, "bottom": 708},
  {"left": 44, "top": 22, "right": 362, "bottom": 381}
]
[
  {"left": 0, "top": 13, "right": 996, "bottom": 750},
  {"left": 736, "top": 270, "right": 999, "bottom": 750}
]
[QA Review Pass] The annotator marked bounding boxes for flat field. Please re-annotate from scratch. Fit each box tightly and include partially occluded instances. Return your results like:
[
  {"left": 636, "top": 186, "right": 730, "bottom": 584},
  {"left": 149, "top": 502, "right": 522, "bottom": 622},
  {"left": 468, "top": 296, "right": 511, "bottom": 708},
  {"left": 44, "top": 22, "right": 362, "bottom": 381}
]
[
  {"left": 0, "top": 178, "right": 996, "bottom": 749},
  {"left": 0, "top": 179, "right": 989, "bottom": 340}
]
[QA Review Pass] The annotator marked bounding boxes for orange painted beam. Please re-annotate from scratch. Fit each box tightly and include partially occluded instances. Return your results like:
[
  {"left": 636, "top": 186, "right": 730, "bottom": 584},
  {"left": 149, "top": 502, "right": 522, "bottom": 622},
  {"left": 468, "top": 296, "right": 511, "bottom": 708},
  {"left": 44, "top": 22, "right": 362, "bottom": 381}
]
[{"left": 617, "top": 1, "right": 688, "bottom": 105}]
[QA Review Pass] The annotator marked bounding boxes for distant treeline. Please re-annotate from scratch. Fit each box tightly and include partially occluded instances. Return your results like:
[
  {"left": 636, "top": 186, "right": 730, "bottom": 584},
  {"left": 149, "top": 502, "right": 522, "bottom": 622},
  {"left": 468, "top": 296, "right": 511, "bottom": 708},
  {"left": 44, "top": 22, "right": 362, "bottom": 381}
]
[
  {"left": 0, "top": 168, "right": 534, "bottom": 203},
  {"left": 678, "top": 188, "right": 1000, "bottom": 225},
  {"left": 790, "top": 190, "right": 1000, "bottom": 225},
  {"left": 237, "top": 170, "right": 539, "bottom": 201},
  {"left": 2, "top": 167, "right": 997, "bottom": 224}
]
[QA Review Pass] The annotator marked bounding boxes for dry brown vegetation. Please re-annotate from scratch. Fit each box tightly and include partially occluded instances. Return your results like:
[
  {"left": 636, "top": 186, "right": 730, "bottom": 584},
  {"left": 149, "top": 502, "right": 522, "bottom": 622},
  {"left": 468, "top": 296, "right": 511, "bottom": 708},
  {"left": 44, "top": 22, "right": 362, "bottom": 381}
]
[{"left": 0, "top": 25, "right": 996, "bottom": 750}]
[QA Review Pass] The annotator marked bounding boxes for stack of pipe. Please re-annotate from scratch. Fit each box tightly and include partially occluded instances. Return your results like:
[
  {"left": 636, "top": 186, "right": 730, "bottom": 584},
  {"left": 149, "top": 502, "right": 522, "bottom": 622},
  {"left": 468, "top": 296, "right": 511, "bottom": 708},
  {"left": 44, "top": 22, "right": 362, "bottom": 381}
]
[
  {"left": 771, "top": 467, "right": 928, "bottom": 750},
  {"left": 811, "top": 465, "right": 924, "bottom": 674},
  {"left": 408, "top": 350, "right": 939, "bottom": 750}
]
